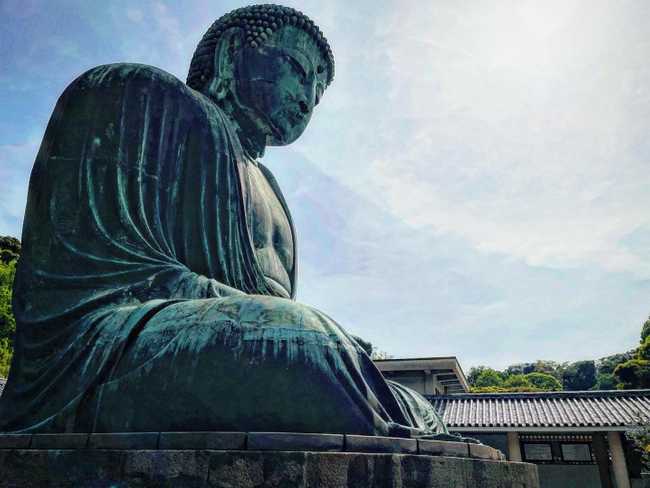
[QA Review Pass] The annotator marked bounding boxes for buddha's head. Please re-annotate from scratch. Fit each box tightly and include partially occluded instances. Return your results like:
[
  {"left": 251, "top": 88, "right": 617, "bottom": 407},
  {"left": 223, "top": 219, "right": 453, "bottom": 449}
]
[{"left": 187, "top": 5, "right": 334, "bottom": 155}]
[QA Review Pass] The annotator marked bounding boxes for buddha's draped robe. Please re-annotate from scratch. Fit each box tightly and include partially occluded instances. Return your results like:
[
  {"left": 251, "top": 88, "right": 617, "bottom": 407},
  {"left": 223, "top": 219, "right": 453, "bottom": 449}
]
[{"left": 0, "top": 64, "right": 447, "bottom": 435}]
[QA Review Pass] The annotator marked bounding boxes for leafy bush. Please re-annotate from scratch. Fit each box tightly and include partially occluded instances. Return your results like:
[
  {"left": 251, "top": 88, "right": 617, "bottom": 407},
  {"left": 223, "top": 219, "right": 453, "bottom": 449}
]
[
  {"left": 504, "top": 363, "right": 535, "bottom": 376},
  {"left": 562, "top": 360, "right": 596, "bottom": 391},
  {"left": 525, "top": 372, "right": 562, "bottom": 391},
  {"left": 626, "top": 418, "right": 650, "bottom": 471},
  {"left": 594, "top": 372, "right": 617, "bottom": 390},
  {"left": 642, "top": 317, "right": 650, "bottom": 343},
  {"left": 467, "top": 366, "right": 487, "bottom": 385},
  {"left": 614, "top": 359, "right": 650, "bottom": 389},
  {"left": 471, "top": 385, "right": 543, "bottom": 393},
  {"left": 503, "top": 374, "right": 532, "bottom": 389},
  {"left": 597, "top": 352, "right": 635, "bottom": 375},
  {"left": 473, "top": 368, "right": 504, "bottom": 388},
  {"left": 0, "top": 338, "right": 11, "bottom": 378},
  {"left": 0, "top": 236, "right": 19, "bottom": 378},
  {"left": 0, "top": 236, "right": 20, "bottom": 265},
  {"left": 638, "top": 336, "right": 650, "bottom": 361}
]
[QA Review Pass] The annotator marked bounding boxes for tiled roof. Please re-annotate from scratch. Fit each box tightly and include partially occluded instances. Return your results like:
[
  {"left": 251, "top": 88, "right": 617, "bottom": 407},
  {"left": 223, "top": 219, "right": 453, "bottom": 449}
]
[
  {"left": 0, "top": 377, "right": 5, "bottom": 397},
  {"left": 430, "top": 390, "right": 650, "bottom": 429}
]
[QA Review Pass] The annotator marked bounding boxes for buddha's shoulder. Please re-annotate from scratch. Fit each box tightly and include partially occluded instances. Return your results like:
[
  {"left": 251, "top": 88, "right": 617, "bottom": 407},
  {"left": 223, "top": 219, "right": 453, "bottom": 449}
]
[
  {"left": 61, "top": 63, "right": 221, "bottom": 119},
  {"left": 65, "top": 63, "right": 184, "bottom": 93}
]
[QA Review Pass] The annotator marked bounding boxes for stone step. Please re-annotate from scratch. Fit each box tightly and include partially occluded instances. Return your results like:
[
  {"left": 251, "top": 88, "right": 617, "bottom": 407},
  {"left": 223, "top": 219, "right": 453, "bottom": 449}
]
[{"left": 0, "top": 431, "right": 505, "bottom": 460}]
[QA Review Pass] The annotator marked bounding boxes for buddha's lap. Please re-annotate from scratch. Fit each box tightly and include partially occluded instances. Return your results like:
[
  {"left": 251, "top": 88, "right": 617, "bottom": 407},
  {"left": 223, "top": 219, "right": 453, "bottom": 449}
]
[
  {"left": 96, "top": 294, "right": 373, "bottom": 433},
  {"left": 112, "top": 294, "right": 349, "bottom": 377}
]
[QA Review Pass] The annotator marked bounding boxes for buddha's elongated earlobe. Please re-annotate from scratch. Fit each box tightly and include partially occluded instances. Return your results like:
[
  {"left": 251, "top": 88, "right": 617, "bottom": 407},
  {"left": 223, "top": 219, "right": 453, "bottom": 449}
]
[
  {"left": 207, "top": 76, "right": 232, "bottom": 102},
  {"left": 206, "top": 28, "right": 241, "bottom": 101}
]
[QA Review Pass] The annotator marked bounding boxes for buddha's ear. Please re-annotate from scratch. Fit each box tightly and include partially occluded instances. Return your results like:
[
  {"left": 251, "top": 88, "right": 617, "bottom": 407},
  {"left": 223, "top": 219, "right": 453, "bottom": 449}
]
[{"left": 208, "top": 27, "right": 244, "bottom": 101}]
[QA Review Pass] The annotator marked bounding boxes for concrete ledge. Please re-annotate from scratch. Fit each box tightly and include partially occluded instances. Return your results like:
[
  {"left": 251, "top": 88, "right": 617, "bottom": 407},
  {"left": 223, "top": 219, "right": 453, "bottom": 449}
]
[
  {"left": 346, "top": 434, "right": 417, "bottom": 454},
  {"left": 0, "top": 434, "right": 31, "bottom": 449},
  {"left": 417, "top": 439, "right": 469, "bottom": 457},
  {"left": 0, "top": 431, "right": 503, "bottom": 461},
  {"left": 0, "top": 449, "right": 540, "bottom": 488},
  {"left": 248, "top": 432, "right": 344, "bottom": 451},
  {"left": 32, "top": 434, "right": 88, "bottom": 450},
  {"left": 88, "top": 432, "right": 159, "bottom": 450},
  {"left": 470, "top": 442, "right": 504, "bottom": 461},
  {"left": 159, "top": 431, "right": 246, "bottom": 450}
]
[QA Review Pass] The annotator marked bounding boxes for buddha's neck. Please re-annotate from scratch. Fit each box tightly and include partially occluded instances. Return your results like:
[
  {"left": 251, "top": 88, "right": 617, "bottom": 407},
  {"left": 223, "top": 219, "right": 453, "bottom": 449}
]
[{"left": 220, "top": 98, "right": 267, "bottom": 160}]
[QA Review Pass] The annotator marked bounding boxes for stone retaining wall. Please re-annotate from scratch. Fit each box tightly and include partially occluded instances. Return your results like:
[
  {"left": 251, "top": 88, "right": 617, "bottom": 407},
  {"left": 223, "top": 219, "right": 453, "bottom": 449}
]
[{"left": 0, "top": 432, "right": 539, "bottom": 487}]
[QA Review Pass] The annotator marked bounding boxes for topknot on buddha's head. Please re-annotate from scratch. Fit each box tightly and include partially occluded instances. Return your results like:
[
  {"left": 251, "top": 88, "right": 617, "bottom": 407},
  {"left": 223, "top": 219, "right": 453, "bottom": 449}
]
[{"left": 186, "top": 4, "right": 334, "bottom": 91}]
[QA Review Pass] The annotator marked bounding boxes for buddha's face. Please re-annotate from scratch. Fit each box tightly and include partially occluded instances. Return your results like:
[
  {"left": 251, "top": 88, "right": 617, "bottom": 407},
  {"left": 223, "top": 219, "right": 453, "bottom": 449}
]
[{"left": 232, "top": 26, "right": 329, "bottom": 146}]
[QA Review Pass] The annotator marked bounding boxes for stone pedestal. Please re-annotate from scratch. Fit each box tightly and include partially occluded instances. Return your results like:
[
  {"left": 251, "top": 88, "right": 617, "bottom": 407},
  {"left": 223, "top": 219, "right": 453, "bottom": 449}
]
[{"left": 0, "top": 432, "right": 539, "bottom": 487}]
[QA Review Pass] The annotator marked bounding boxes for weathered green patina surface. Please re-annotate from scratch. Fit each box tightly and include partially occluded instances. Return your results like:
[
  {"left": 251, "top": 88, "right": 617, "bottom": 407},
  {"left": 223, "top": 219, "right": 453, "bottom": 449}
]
[{"left": 0, "top": 5, "right": 448, "bottom": 436}]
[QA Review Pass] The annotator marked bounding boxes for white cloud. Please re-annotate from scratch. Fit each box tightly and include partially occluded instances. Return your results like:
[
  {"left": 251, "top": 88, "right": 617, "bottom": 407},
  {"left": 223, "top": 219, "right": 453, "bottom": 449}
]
[{"left": 302, "top": 0, "right": 650, "bottom": 278}]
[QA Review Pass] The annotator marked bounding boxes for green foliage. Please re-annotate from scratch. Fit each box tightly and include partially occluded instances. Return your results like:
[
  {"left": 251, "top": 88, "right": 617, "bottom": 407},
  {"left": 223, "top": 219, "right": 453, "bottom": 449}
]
[
  {"left": 467, "top": 366, "right": 487, "bottom": 386},
  {"left": 597, "top": 351, "right": 635, "bottom": 375},
  {"left": 503, "top": 374, "right": 531, "bottom": 389},
  {"left": 504, "top": 363, "right": 533, "bottom": 376},
  {"left": 471, "top": 385, "right": 543, "bottom": 393},
  {"left": 0, "top": 236, "right": 19, "bottom": 379},
  {"left": 638, "top": 336, "right": 650, "bottom": 361},
  {"left": 562, "top": 360, "right": 596, "bottom": 391},
  {"left": 594, "top": 372, "right": 617, "bottom": 390},
  {"left": 473, "top": 368, "right": 503, "bottom": 388},
  {"left": 642, "top": 317, "right": 650, "bottom": 343},
  {"left": 469, "top": 371, "right": 560, "bottom": 393},
  {"left": 531, "top": 360, "right": 565, "bottom": 380},
  {"left": 0, "top": 236, "right": 20, "bottom": 265},
  {"left": 0, "top": 260, "right": 16, "bottom": 343},
  {"left": 614, "top": 359, "right": 650, "bottom": 389},
  {"left": 525, "top": 372, "right": 562, "bottom": 391},
  {"left": 0, "top": 338, "right": 12, "bottom": 378},
  {"left": 626, "top": 418, "right": 650, "bottom": 471},
  {"left": 613, "top": 327, "right": 650, "bottom": 389},
  {"left": 468, "top": 363, "right": 564, "bottom": 393}
]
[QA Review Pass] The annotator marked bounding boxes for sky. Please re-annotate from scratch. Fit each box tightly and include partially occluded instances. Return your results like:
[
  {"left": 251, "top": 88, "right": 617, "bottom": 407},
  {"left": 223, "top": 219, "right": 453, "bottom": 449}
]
[{"left": 2, "top": 0, "right": 650, "bottom": 370}]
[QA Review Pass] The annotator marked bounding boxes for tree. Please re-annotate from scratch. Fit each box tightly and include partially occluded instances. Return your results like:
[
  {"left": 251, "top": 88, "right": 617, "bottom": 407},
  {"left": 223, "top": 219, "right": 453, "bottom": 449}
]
[
  {"left": 473, "top": 368, "right": 504, "bottom": 388},
  {"left": 614, "top": 359, "right": 650, "bottom": 389},
  {"left": 594, "top": 373, "right": 617, "bottom": 390},
  {"left": 637, "top": 336, "right": 650, "bottom": 361},
  {"left": 642, "top": 316, "right": 650, "bottom": 343},
  {"left": 525, "top": 372, "right": 562, "bottom": 391},
  {"left": 626, "top": 417, "right": 650, "bottom": 471},
  {"left": 467, "top": 366, "right": 487, "bottom": 386},
  {"left": 613, "top": 320, "right": 650, "bottom": 389},
  {"left": 532, "top": 360, "right": 565, "bottom": 380},
  {"left": 0, "top": 338, "right": 11, "bottom": 378},
  {"left": 0, "top": 236, "right": 20, "bottom": 264},
  {"left": 562, "top": 360, "right": 596, "bottom": 391},
  {"left": 0, "top": 236, "right": 19, "bottom": 378},
  {"left": 503, "top": 374, "right": 533, "bottom": 389},
  {"left": 505, "top": 363, "right": 535, "bottom": 376},
  {"left": 598, "top": 352, "right": 635, "bottom": 375},
  {"left": 471, "top": 385, "right": 543, "bottom": 393}
]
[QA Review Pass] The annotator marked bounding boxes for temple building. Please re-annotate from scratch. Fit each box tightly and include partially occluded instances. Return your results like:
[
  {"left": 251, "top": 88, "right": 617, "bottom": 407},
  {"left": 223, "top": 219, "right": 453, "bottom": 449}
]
[
  {"left": 378, "top": 357, "right": 650, "bottom": 488},
  {"left": 374, "top": 357, "right": 469, "bottom": 395}
]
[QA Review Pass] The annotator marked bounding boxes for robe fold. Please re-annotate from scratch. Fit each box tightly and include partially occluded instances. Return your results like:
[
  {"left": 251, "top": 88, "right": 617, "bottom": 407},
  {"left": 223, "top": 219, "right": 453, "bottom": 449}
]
[{"left": 0, "top": 63, "right": 447, "bottom": 436}]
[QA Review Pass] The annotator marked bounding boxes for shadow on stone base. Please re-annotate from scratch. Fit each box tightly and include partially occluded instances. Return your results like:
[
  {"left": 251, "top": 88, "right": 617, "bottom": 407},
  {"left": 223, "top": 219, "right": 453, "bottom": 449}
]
[{"left": 0, "top": 449, "right": 539, "bottom": 488}]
